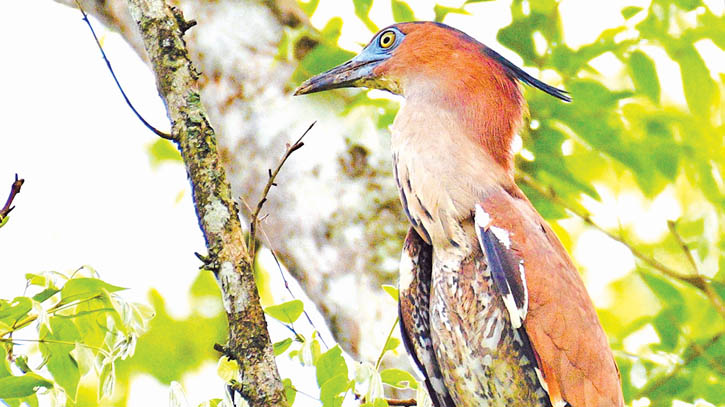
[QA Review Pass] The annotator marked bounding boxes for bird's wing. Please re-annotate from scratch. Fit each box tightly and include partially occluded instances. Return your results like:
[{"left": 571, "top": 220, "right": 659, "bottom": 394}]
[
  {"left": 474, "top": 186, "right": 624, "bottom": 407},
  {"left": 398, "top": 228, "right": 456, "bottom": 407}
]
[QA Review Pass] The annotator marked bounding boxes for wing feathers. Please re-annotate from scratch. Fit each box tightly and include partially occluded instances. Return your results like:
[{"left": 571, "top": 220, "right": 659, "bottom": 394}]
[
  {"left": 475, "top": 204, "right": 528, "bottom": 329},
  {"left": 398, "top": 228, "right": 456, "bottom": 407},
  {"left": 479, "top": 188, "right": 624, "bottom": 407}
]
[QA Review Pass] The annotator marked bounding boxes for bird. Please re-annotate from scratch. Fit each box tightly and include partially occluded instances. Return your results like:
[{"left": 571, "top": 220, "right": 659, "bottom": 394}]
[{"left": 295, "top": 22, "right": 624, "bottom": 407}]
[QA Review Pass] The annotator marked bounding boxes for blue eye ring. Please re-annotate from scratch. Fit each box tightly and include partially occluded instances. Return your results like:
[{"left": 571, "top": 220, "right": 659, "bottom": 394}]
[{"left": 378, "top": 30, "right": 397, "bottom": 49}]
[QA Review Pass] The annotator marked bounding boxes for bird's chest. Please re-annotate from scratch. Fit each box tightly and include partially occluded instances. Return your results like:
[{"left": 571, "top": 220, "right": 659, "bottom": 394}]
[
  {"left": 391, "top": 147, "right": 471, "bottom": 251},
  {"left": 390, "top": 102, "right": 508, "bottom": 250},
  {"left": 428, "top": 248, "right": 550, "bottom": 407},
  {"left": 390, "top": 130, "right": 478, "bottom": 251}
]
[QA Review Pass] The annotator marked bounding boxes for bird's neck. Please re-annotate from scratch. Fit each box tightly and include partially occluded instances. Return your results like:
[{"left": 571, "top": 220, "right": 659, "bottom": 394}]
[
  {"left": 391, "top": 95, "right": 519, "bottom": 249},
  {"left": 399, "top": 64, "right": 526, "bottom": 175}
]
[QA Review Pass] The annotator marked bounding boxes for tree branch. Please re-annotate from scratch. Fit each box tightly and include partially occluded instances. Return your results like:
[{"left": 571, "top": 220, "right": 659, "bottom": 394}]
[
  {"left": 125, "top": 1, "right": 287, "bottom": 405},
  {"left": 74, "top": 0, "right": 173, "bottom": 140},
  {"left": 0, "top": 174, "right": 24, "bottom": 222},
  {"left": 516, "top": 172, "right": 725, "bottom": 320},
  {"left": 635, "top": 331, "right": 724, "bottom": 397},
  {"left": 248, "top": 122, "right": 314, "bottom": 259}
]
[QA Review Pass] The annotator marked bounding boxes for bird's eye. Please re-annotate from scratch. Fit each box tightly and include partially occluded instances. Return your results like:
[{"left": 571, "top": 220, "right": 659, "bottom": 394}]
[{"left": 378, "top": 30, "right": 396, "bottom": 49}]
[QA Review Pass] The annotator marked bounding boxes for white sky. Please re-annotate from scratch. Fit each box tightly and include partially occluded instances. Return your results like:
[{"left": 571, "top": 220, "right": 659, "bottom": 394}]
[{"left": 1, "top": 0, "right": 723, "bottom": 406}]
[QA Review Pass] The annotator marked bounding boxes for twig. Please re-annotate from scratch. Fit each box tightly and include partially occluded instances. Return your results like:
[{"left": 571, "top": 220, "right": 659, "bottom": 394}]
[
  {"left": 259, "top": 226, "right": 329, "bottom": 349},
  {"left": 0, "top": 337, "right": 108, "bottom": 354},
  {"left": 387, "top": 399, "right": 417, "bottom": 406},
  {"left": 666, "top": 220, "right": 725, "bottom": 317},
  {"left": 0, "top": 174, "right": 24, "bottom": 221},
  {"left": 238, "top": 192, "right": 330, "bottom": 348},
  {"left": 355, "top": 393, "right": 417, "bottom": 406},
  {"left": 667, "top": 220, "right": 699, "bottom": 274},
  {"left": 516, "top": 172, "right": 725, "bottom": 319},
  {"left": 73, "top": 0, "right": 173, "bottom": 141},
  {"left": 249, "top": 121, "right": 315, "bottom": 258},
  {"left": 635, "top": 331, "right": 724, "bottom": 397},
  {"left": 375, "top": 315, "right": 399, "bottom": 370}
]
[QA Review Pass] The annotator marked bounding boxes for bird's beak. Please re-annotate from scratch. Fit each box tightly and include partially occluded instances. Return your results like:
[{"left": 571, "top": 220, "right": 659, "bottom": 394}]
[{"left": 294, "top": 55, "right": 385, "bottom": 96}]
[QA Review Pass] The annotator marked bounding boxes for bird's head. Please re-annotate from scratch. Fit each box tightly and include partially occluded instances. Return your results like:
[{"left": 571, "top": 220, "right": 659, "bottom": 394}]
[
  {"left": 294, "top": 22, "right": 569, "bottom": 103},
  {"left": 295, "top": 22, "right": 569, "bottom": 172}
]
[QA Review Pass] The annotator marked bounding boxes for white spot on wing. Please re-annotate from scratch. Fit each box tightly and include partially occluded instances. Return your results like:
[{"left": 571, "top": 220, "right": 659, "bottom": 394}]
[
  {"left": 430, "top": 377, "right": 446, "bottom": 394},
  {"left": 399, "top": 250, "right": 415, "bottom": 290},
  {"left": 474, "top": 204, "right": 491, "bottom": 229},
  {"left": 519, "top": 259, "right": 529, "bottom": 321},
  {"left": 535, "top": 367, "right": 549, "bottom": 393},
  {"left": 502, "top": 291, "right": 524, "bottom": 329},
  {"left": 407, "top": 353, "right": 427, "bottom": 381},
  {"left": 474, "top": 204, "right": 491, "bottom": 261},
  {"left": 489, "top": 225, "right": 511, "bottom": 249},
  {"left": 475, "top": 204, "right": 529, "bottom": 329}
]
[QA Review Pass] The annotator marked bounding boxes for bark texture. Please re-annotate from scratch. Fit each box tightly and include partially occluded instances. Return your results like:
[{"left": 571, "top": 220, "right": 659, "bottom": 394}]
[
  {"left": 56, "top": 0, "right": 409, "bottom": 366},
  {"left": 126, "top": 0, "right": 287, "bottom": 405}
]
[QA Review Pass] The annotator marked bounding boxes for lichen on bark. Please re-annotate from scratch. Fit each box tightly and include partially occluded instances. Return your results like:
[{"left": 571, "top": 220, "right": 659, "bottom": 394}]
[{"left": 126, "top": 0, "right": 288, "bottom": 405}]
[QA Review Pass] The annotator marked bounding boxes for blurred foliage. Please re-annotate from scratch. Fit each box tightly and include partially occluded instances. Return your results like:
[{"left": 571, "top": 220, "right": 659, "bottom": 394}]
[
  {"left": 109, "top": 270, "right": 227, "bottom": 406},
  {"left": 260, "top": 294, "right": 427, "bottom": 407},
  {"left": 11, "top": 0, "right": 724, "bottom": 406},
  {"left": 0, "top": 267, "right": 153, "bottom": 406},
  {"left": 278, "top": 0, "right": 725, "bottom": 405}
]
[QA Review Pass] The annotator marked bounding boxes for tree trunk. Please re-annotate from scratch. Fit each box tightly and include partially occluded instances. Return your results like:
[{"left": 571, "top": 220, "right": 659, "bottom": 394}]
[
  {"left": 125, "top": 0, "right": 287, "bottom": 405},
  {"left": 56, "top": 0, "right": 409, "bottom": 367}
]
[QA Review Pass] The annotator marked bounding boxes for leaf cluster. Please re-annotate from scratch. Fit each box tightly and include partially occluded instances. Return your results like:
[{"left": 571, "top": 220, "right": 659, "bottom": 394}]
[{"left": 0, "top": 267, "right": 153, "bottom": 406}]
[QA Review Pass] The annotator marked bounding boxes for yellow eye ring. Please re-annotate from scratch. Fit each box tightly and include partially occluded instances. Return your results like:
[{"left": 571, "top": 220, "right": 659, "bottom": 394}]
[{"left": 379, "top": 31, "right": 396, "bottom": 49}]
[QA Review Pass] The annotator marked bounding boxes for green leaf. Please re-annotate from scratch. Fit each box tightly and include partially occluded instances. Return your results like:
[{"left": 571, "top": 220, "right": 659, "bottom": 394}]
[
  {"left": 319, "top": 374, "right": 349, "bottom": 407},
  {"left": 372, "top": 398, "right": 390, "bottom": 407},
  {"left": 316, "top": 346, "right": 348, "bottom": 388},
  {"left": 14, "top": 356, "right": 31, "bottom": 374},
  {"left": 216, "top": 356, "right": 238, "bottom": 383},
  {"left": 629, "top": 51, "right": 660, "bottom": 103},
  {"left": 0, "top": 297, "right": 32, "bottom": 325},
  {"left": 383, "top": 337, "right": 400, "bottom": 353},
  {"left": 380, "top": 368, "right": 417, "bottom": 389},
  {"left": 434, "top": 4, "right": 470, "bottom": 23},
  {"left": 98, "top": 361, "right": 115, "bottom": 400},
  {"left": 391, "top": 0, "right": 415, "bottom": 22},
  {"left": 639, "top": 270, "right": 684, "bottom": 307},
  {"left": 621, "top": 6, "right": 642, "bottom": 19},
  {"left": 673, "top": 0, "right": 701, "bottom": 11},
  {"left": 292, "top": 41, "right": 356, "bottom": 86},
  {"left": 381, "top": 285, "right": 398, "bottom": 301},
  {"left": 0, "top": 215, "right": 9, "bottom": 228},
  {"left": 69, "top": 344, "right": 94, "bottom": 376},
  {"left": 670, "top": 44, "right": 716, "bottom": 118},
  {"left": 39, "top": 318, "right": 81, "bottom": 400},
  {"left": 652, "top": 307, "right": 680, "bottom": 351},
  {"left": 32, "top": 288, "right": 60, "bottom": 303},
  {"left": 353, "top": 0, "right": 378, "bottom": 32},
  {"left": 298, "top": 335, "right": 321, "bottom": 365},
  {"left": 321, "top": 17, "right": 344, "bottom": 42},
  {"left": 59, "top": 278, "right": 126, "bottom": 306},
  {"left": 148, "top": 139, "right": 182, "bottom": 167},
  {"left": 0, "top": 373, "right": 53, "bottom": 399},
  {"left": 497, "top": 19, "right": 536, "bottom": 64},
  {"left": 273, "top": 338, "right": 293, "bottom": 356},
  {"left": 283, "top": 378, "right": 296, "bottom": 405},
  {"left": 298, "top": 0, "right": 320, "bottom": 16},
  {"left": 0, "top": 347, "right": 11, "bottom": 378},
  {"left": 264, "top": 300, "right": 304, "bottom": 324}
]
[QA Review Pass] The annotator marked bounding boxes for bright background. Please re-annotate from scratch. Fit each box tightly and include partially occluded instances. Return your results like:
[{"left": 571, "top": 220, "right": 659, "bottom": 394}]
[{"left": 2, "top": 0, "right": 724, "bottom": 406}]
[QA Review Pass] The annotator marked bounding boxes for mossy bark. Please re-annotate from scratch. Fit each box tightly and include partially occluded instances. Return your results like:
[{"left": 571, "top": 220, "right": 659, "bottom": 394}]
[{"left": 126, "top": 1, "right": 288, "bottom": 405}]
